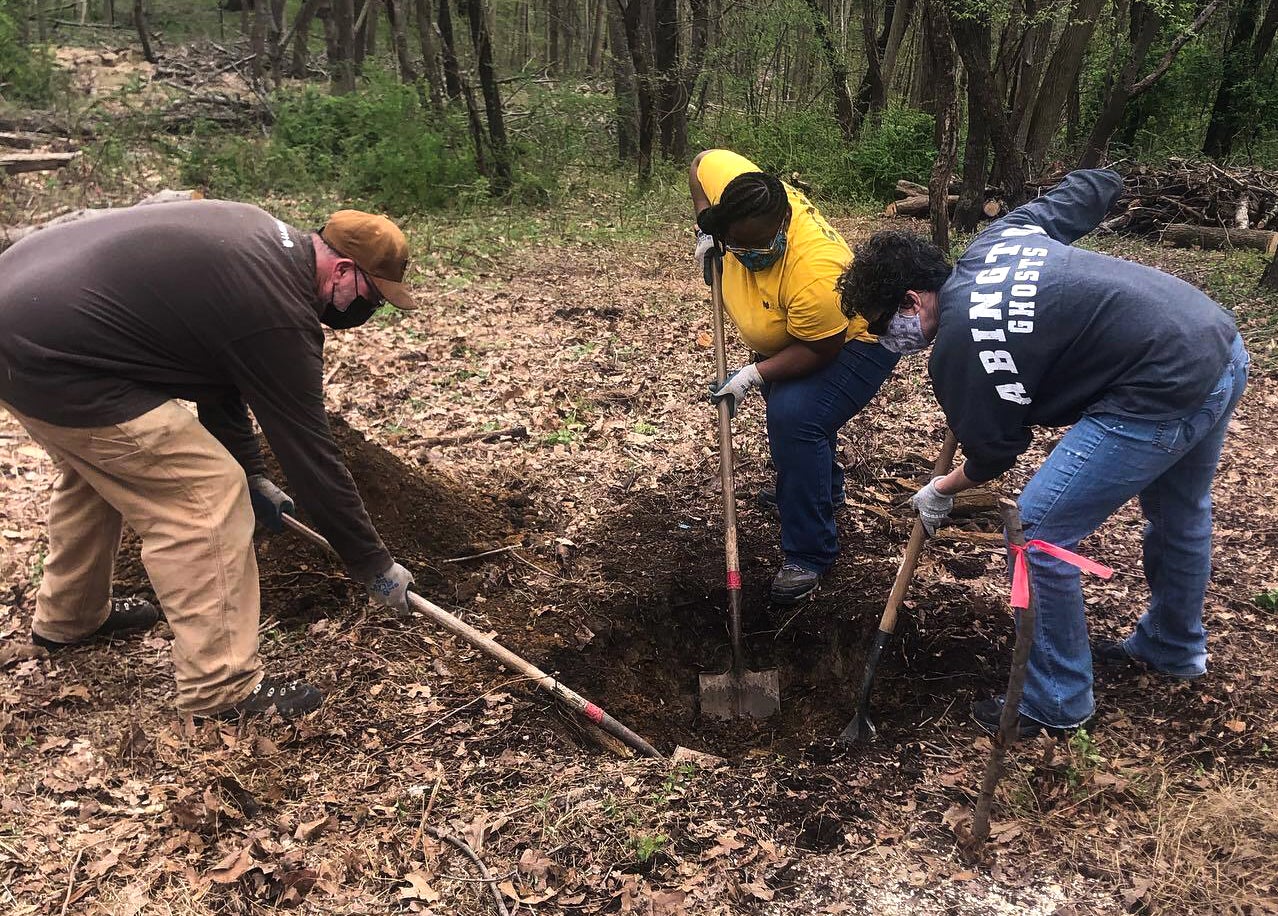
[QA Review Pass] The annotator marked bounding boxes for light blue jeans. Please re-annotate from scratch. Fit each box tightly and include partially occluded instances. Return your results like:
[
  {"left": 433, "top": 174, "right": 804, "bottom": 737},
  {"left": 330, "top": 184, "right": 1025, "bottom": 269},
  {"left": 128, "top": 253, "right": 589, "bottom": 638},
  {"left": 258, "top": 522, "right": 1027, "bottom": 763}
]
[{"left": 1016, "top": 334, "right": 1249, "bottom": 727}]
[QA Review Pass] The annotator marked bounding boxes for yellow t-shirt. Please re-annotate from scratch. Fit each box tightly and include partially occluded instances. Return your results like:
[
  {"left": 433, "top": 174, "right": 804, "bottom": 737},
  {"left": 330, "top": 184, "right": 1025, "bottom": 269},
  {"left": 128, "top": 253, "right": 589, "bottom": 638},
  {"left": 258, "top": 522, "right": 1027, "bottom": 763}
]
[{"left": 695, "top": 149, "right": 874, "bottom": 356}]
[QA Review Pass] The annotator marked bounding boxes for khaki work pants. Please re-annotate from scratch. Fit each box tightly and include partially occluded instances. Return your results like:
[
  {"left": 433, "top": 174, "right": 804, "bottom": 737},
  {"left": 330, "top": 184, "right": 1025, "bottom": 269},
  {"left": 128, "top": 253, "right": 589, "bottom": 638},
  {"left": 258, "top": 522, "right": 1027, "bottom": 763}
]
[{"left": 3, "top": 399, "right": 263, "bottom": 714}]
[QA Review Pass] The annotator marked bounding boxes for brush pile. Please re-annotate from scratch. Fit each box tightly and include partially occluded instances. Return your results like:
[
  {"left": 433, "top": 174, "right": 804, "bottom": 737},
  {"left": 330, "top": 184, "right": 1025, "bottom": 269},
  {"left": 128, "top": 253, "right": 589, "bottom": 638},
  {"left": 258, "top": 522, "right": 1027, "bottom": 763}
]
[{"left": 1099, "top": 160, "right": 1278, "bottom": 254}]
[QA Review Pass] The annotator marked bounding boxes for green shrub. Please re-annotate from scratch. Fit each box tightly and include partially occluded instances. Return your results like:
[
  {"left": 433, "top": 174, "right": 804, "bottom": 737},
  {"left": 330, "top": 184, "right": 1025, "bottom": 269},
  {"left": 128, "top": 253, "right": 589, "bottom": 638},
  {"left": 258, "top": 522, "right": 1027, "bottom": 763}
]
[
  {"left": 182, "top": 77, "right": 478, "bottom": 212},
  {"left": 0, "top": 9, "right": 63, "bottom": 106},
  {"left": 694, "top": 104, "right": 936, "bottom": 205}
]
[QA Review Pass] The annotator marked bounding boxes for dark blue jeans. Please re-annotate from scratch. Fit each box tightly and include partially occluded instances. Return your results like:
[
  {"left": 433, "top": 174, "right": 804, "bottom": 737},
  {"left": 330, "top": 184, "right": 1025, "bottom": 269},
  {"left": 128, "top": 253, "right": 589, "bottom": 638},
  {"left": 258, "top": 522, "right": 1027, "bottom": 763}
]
[
  {"left": 764, "top": 339, "right": 899, "bottom": 573},
  {"left": 1016, "top": 334, "right": 1249, "bottom": 727}
]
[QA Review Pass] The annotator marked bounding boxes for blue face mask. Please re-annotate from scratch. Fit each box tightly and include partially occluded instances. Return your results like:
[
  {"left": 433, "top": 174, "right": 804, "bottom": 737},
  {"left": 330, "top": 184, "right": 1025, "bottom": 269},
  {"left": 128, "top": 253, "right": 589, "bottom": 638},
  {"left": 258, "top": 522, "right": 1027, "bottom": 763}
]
[{"left": 730, "top": 227, "right": 788, "bottom": 272}]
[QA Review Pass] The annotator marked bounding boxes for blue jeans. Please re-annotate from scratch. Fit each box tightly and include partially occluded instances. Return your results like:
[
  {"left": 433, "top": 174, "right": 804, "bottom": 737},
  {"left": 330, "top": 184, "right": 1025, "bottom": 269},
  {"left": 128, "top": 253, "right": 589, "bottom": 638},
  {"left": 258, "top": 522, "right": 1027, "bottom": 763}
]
[
  {"left": 764, "top": 339, "right": 899, "bottom": 573},
  {"left": 1016, "top": 334, "right": 1249, "bottom": 727}
]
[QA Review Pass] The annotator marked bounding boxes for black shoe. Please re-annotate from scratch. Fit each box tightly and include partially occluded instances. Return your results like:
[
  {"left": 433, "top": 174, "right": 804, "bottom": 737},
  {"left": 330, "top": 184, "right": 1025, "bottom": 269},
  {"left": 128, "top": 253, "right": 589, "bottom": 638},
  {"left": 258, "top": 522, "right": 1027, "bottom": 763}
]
[
  {"left": 757, "top": 487, "right": 847, "bottom": 512},
  {"left": 770, "top": 563, "right": 821, "bottom": 605},
  {"left": 32, "top": 595, "right": 160, "bottom": 651},
  {"left": 202, "top": 677, "right": 324, "bottom": 721},
  {"left": 971, "top": 697, "right": 1068, "bottom": 740},
  {"left": 1093, "top": 640, "right": 1204, "bottom": 680}
]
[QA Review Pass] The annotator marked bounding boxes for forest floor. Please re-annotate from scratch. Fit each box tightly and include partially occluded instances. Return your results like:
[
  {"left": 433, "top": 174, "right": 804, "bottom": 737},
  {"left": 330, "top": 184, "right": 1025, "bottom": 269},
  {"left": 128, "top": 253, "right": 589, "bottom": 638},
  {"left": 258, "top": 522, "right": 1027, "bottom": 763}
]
[{"left": 2, "top": 47, "right": 1278, "bottom": 916}]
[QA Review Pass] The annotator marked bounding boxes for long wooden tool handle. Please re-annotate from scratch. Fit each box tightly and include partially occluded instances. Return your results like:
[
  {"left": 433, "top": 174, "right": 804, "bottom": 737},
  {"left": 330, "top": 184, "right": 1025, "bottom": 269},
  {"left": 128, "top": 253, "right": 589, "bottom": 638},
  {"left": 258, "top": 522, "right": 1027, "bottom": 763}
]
[
  {"left": 709, "top": 255, "right": 744, "bottom": 669},
  {"left": 877, "top": 430, "right": 959, "bottom": 635},
  {"left": 280, "top": 515, "right": 663, "bottom": 759}
]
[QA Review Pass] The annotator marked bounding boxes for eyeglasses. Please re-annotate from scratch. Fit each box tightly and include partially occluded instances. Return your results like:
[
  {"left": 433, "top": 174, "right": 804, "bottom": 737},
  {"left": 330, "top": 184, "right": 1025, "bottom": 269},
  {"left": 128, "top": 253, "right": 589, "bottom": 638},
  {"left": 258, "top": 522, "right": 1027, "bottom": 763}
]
[
  {"left": 356, "top": 266, "right": 385, "bottom": 305},
  {"left": 723, "top": 211, "right": 791, "bottom": 255}
]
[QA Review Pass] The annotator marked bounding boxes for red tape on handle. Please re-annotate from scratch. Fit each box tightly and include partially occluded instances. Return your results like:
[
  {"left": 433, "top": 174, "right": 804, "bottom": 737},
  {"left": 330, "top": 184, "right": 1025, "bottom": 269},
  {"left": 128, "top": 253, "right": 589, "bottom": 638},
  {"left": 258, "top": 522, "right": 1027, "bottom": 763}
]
[
  {"left": 1009, "top": 539, "right": 1113, "bottom": 609},
  {"left": 726, "top": 571, "right": 742, "bottom": 590},
  {"left": 582, "top": 702, "right": 605, "bottom": 724}
]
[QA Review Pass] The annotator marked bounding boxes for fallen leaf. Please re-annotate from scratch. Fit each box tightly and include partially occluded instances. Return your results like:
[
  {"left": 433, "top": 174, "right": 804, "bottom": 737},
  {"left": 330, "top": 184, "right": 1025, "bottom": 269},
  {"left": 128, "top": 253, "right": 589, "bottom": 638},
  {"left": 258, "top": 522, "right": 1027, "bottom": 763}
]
[
  {"left": 1224, "top": 719, "right": 1247, "bottom": 732},
  {"left": 399, "top": 869, "right": 440, "bottom": 902},
  {"left": 208, "top": 846, "right": 255, "bottom": 884}
]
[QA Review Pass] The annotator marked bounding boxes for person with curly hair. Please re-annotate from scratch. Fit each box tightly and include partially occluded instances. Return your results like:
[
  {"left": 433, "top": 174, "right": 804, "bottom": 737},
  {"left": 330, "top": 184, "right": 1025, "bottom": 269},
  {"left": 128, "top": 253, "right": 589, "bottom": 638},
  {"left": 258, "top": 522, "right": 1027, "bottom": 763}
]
[
  {"left": 690, "top": 149, "right": 900, "bottom": 603},
  {"left": 837, "top": 169, "right": 1247, "bottom": 738}
]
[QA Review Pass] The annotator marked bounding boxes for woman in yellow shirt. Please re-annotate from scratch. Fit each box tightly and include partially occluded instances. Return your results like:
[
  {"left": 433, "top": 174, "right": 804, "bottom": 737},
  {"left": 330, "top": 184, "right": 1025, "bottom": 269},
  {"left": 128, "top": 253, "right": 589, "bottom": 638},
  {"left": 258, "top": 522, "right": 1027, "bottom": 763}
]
[{"left": 691, "top": 149, "right": 899, "bottom": 603}]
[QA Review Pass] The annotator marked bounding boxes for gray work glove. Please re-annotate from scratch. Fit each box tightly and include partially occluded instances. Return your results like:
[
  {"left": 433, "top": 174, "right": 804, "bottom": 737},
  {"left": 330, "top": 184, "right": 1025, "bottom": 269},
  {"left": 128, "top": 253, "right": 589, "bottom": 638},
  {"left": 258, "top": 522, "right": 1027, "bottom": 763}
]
[
  {"left": 910, "top": 477, "right": 954, "bottom": 536},
  {"left": 707, "top": 363, "right": 763, "bottom": 419},
  {"left": 247, "top": 475, "right": 294, "bottom": 532},
  {"left": 366, "top": 561, "right": 414, "bottom": 614}
]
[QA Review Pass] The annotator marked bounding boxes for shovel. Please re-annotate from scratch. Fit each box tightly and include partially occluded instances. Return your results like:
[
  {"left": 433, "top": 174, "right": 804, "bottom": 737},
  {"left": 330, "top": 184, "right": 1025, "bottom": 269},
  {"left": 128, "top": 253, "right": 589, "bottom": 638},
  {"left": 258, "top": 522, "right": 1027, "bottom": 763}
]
[
  {"left": 835, "top": 430, "right": 958, "bottom": 745},
  {"left": 698, "top": 254, "right": 781, "bottom": 720},
  {"left": 279, "top": 514, "right": 663, "bottom": 759}
]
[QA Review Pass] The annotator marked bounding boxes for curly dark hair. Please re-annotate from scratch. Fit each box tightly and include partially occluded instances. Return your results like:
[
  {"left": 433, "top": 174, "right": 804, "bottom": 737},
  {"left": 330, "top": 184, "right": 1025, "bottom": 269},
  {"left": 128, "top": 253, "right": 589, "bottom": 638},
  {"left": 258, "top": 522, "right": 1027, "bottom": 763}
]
[
  {"left": 837, "top": 230, "right": 952, "bottom": 335},
  {"left": 697, "top": 171, "right": 789, "bottom": 239}
]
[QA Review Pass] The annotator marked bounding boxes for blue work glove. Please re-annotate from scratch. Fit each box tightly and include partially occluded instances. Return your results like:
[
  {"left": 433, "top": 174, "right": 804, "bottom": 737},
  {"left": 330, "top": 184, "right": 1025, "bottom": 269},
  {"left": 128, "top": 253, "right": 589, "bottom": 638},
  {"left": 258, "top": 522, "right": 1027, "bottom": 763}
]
[
  {"left": 367, "top": 561, "right": 414, "bottom": 614},
  {"left": 247, "top": 475, "right": 294, "bottom": 532},
  {"left": 707, "top": 363, "right": 763, "bottom": 419}
]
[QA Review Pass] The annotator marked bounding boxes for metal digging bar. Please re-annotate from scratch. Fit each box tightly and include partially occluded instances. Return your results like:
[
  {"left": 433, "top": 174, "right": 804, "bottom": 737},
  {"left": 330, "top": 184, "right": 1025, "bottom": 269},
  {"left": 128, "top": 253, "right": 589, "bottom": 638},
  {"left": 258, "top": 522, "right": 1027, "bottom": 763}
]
[{"left": 281, "top": 514, "right": 663, "bottom": 759}]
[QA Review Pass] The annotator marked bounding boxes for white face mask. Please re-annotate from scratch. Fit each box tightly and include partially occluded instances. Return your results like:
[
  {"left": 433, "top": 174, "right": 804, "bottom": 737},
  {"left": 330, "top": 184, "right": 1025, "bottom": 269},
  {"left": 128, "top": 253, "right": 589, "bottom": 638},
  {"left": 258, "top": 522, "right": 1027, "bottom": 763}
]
[{"left": 878, "top": 310, "right": 930, "bottom": 355}]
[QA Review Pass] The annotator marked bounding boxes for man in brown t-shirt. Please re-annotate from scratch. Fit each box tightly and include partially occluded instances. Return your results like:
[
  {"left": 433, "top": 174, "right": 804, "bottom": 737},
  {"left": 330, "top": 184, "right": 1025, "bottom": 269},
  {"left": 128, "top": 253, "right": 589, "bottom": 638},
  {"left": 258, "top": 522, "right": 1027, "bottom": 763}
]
[{"left": 0, "top": 201, "right": 419, "bottom": 720}]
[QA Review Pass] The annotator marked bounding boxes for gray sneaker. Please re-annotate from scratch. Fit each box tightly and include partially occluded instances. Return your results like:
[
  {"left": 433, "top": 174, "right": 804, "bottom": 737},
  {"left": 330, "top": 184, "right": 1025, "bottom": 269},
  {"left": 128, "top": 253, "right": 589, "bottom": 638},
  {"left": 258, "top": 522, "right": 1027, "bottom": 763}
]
[
  {"left": 202, "top": 677, "right": 325, "bottom": 722},
  {"left": 770, "top": 563, "right": 821, "bottom": 604}
]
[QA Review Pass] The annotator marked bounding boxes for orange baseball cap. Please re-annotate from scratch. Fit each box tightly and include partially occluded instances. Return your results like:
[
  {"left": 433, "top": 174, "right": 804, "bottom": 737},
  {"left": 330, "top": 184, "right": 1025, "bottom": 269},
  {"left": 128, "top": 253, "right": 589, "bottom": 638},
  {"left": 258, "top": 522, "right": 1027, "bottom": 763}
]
[{"left": 320, "top": 210, "right": 417, "bottom": 311}]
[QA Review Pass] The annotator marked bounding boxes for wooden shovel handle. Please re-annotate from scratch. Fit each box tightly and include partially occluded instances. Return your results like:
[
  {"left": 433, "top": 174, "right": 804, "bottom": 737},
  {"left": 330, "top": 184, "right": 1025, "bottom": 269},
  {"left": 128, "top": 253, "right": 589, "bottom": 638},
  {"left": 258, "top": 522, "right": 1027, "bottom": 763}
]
[{"left": 877, "top": 430, "right": 959, "bottom": 635}]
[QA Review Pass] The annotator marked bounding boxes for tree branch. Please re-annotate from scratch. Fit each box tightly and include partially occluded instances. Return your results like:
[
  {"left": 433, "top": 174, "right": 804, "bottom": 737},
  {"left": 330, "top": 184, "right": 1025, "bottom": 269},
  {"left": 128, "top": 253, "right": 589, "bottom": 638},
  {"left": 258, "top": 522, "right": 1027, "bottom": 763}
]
[{"left": 1128, "top": 0, "right": 1226, "bottom": 99}]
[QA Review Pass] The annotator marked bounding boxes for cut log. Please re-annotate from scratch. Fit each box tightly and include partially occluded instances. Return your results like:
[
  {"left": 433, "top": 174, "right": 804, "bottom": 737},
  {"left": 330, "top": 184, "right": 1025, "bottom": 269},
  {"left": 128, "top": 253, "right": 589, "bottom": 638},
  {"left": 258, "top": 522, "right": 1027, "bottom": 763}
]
[
  {"left": 0, "top": 131, "right": 77, "bottom": 151},
  {"left": 895, "top": 178, "right": 928, "bottom": 198},
  {"left": 1160, "top": 223, "right": 1278, "bottom": 255},
  {"left": 886, "top": 194, "right": 958, "bottom": 217},
  {"left": 982, "top": 199, "right": 1003, "bottom": 219},
  {"left": 0, "top": 151, "right": 80, "bottom": 174}
]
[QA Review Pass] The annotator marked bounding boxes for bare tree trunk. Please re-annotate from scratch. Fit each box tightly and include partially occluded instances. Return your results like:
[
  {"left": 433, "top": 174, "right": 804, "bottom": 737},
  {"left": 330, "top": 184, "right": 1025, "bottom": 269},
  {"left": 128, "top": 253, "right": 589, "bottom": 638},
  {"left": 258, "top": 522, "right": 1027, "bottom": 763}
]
[
  {"left": 437, "top": 0, "right": 463, "bottom": 98},
  {"left": 925, "top": 0, "right": 957, "bottom": 250},
  {"left": 588, "top": 0, "right": 607, "bottom": 71},
  {"left": 1204, "top": 0, "right": 1274, "bottom": 159},
  {"left": 269, "top": 0, "right": 287, "bottom": 77},
  {"left": 853, "top": 0, "right": 894, "bottom": 131},
  {"left": 804, "top": 0, "right": 857, "bottom": 140},
  {"left": 549, "top": 0, "right": 562, "bottom": 72},
  {"left": 608, "top": 0, "right": 639, "bottom": 158},
  {"left": 133, "top": 0, "right": 156, "bottom": 62},
  {"left": 653, "top": 0, "right": 680, "bottom": 157},
  {"left": 290, "top": 0, "right": 322, "bottom": 77},
  {"left": 332, "top": 0, "right": 357, "bottom": 93},
  {"left": 617, "top": 0, "right": 658, "bottom": 180},
  {"left": 412, "top": 0, "right": 446, "bottom": 109},
  {"left": 879, "top": 0, "right": 915, "bottom": 96},
  {"left": 1022, "top": 0, "right": 1104, "bottom": 175},
  {"left": 949, "top": 6, "right": 1026, "bottom": 208},
  {"left": 251, "top": 0, "right": 270, "bottom": 79},
  {"left": 465, "top": 0, "right": 512, "bottom": 192},
  {"left": 386, "top": 0, "right": 416, "bottom": 83},
  {"left": 1008, "top": 0, "right": 1052, "bottom": 150}
]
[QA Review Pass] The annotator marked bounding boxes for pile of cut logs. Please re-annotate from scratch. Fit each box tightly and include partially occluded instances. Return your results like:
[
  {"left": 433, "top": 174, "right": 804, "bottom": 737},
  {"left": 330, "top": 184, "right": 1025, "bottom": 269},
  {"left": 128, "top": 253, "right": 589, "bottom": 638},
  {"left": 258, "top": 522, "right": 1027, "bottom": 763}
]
[
  {"left": 1100, "top": 160, "right": 1278, "bottom": 256},
  {"left": 886, "top": 179, "right": 1004, "bottom": 220}
]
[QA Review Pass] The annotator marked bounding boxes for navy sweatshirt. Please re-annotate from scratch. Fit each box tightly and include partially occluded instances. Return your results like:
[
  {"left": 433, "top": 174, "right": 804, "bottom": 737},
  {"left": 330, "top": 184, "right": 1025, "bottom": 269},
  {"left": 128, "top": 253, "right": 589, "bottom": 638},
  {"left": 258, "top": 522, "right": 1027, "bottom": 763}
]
[{"left": 928, "top": 169, "right": 1238, "bottom": 482}]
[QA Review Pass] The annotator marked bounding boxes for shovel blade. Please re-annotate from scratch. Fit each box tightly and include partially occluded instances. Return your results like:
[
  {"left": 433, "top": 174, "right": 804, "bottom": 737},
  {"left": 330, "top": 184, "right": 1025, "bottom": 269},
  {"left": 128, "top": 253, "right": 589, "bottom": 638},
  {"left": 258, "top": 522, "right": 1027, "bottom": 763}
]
[{"left": 699, "top": 668, "right": 781, "bottom": 719}]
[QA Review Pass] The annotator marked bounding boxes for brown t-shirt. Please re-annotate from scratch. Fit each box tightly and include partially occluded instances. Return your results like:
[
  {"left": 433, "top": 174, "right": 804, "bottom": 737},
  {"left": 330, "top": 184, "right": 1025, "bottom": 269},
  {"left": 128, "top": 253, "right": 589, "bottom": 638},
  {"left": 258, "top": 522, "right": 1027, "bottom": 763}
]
[{"left": 0, "top": 200, "right": 391, "bottom": 579}]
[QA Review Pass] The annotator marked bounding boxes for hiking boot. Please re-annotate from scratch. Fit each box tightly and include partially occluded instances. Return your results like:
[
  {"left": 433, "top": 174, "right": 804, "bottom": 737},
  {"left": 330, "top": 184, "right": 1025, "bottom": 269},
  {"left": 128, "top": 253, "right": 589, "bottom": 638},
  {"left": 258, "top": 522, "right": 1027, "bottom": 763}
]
[
  {"left": 770, "top": 563, "right": 821, "bottom": 605},
  {"left": 31, "top": 595, "right": 160, "bottom": 651},
  {"left": 202, "top": 677, "right": 324, "bottom": 722},
  {"left": 1093, "top": 640, "right": 1204, "bottom": 681},
  {"left": 971, "top": 696, "right": 1069, "bottom": 740},
  {"left": 757, "top": 487, "right": 847, "bottom": 513}
]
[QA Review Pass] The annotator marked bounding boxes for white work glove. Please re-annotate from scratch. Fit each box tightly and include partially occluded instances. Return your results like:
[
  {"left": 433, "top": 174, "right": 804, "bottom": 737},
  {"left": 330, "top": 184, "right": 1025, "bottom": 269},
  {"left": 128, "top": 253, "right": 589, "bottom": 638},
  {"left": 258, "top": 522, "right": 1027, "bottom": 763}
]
[
  {"left": 910, "top": 477, "right": 954, "bottom": 536},
  {"left": 366, "top": 560, "right": 414, "bottom": 614},
  {"left": 694, "top": 228, "right": 716, "bottom": 266},
  {"left": 708, "top": 363, "right": 763, "bottom": 418}
]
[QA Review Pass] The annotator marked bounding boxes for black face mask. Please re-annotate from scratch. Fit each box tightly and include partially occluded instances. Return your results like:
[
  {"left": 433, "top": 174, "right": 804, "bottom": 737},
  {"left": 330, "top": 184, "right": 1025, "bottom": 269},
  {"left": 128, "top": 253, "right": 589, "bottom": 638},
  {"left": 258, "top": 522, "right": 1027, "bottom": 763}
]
[{"left": 320, "top": 293, "right": 380, "bottom": 330}]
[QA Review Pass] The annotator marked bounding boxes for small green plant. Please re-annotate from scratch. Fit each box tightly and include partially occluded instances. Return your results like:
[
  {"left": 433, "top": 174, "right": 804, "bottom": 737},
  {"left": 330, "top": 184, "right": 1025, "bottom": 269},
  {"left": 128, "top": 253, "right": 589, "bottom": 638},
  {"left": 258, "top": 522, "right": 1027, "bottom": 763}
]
[
  {"left": 632, "top": 420, "right": 658, "bottom": 436},
  {"left": 541, "top": 409, "right": 588, "bottom": 447},
  {"left": 628, "top": 831, "right": 668, "bottom": 864},
  {"left": 1255, "top": 588, "right": 1278, "bottom": 611},
  {"left": 1065, "top": 727, "right": 1103, "bottom": 788},
  {"left": 28, "top": 545, "right": 47, "bottom": 590}
]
